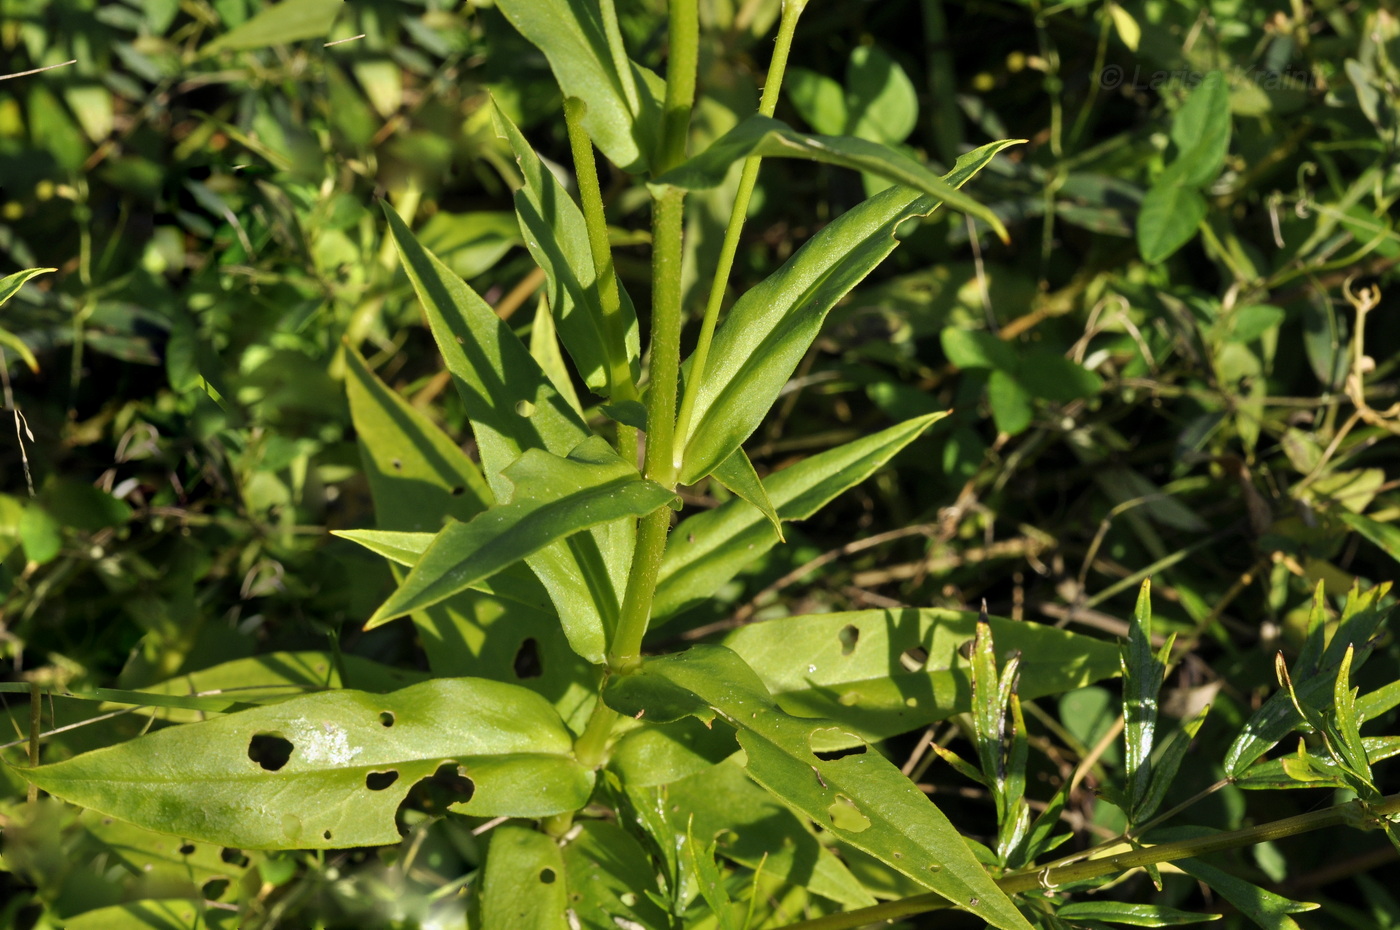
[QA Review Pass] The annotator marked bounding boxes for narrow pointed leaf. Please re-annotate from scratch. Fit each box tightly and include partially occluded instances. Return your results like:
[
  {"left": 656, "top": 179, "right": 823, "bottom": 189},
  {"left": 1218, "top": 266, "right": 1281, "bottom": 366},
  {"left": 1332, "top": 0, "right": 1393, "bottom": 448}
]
[
  {"left": 16, "top": 678, "right": 593, "bottom": 849},
  {"left": 1224, "top": 582, "right": 1392, "bottom": 776},
  {"left": 710, "top": 447, "right": 783, "bottom": 541},
  {"left": 334, "top": 528, "right": 435, "bottom": 566},
  {"left": 1057, "top": 902, "right": 1220, "bottom": 925},
  {"left": 383, "top": 204, "right": 629, "bottom": 656},
  {"left": 1123, "top": 579, "right": 1164, "bottom": 818},
  {"left": 494, "top": 102, "right": 639, "bottom": 396},
  {"left": 0, "top": 268, "right": 53, "bottom": 373},
  {"left": 1138, "top": 704, "right": 1209, "bottom": 822},
  {"left": 724, "top": 608, "right": 1121, "bottom": 742},
  {"left": 604, "top": 645, "right": 1034, "bottom": 930},
  {"left": 675, "top": 143, "right": 1011, "bottom": 486},
  {"left": 1137, "top": 183, "right": 1206, "bottom": 263},
  {"left": 494, "top": 0, "right": 662, "bottom": 172},
  {"left": 366, "top": 438, "right": 673, "bottom": 633},
  {"left": 1175, "top": 856, "right": 1317, "bottom": 930},
  {"left": 685, "top": 820, "right": 740, "bottom": 930},
  {"left": 658, "top": 116, "right": 1016, "bottom": 241},
  {"left": 657, "top": 413, "right": 947, "bottom": 621},
  {"left": 201, "top": 0, "right": 344, "bottom": 53}
]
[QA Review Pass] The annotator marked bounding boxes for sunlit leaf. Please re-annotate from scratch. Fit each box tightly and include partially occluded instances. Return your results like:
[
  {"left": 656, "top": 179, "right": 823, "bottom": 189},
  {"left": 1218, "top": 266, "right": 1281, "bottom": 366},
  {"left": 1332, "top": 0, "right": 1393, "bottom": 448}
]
[{"left": 16, "top": 678, "right": 592, "bottom": 849}]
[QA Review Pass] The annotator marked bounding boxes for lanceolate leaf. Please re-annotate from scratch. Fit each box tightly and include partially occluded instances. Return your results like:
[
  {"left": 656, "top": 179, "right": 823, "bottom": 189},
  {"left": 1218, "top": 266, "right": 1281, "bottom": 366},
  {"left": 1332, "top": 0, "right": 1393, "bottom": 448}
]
[
  {"left": 201, "top": 0, "right": 344, "bottom": 53},
  {"left": 659, "top": 116, "right": 1016, "bottom": 240},
  {"left": 383, "top": 204, "right": 631, "bottom": 659},
  {"left": 1224, "top": 582, "right": 1392, "bottom": 777},
  {"left": 1056, "top": 902, "right": 1220, "bottom": 925},
  {"left": 1136, "top": 182, "right": 1207, "bottom": 264},
  {"left": 675, "top": 143, "right": 1010, "bottom": 487},
  {"left": 366, "top": 438, "right": 675, "bottom": 638},
  {"left": 724, "top": 608, "right": 1121, "bottom": 742},
  {"left": 709, "top": 447, "right": 783, "bottom": 540},
  {"left": 344, "top": 345, "right": 493, "bottom": 529},
  {"left": 494, "top": 0, "right": 662, "bottom": 173},
  {"left": 1123, "top": 579, "right": 1167, "bottom": 818},
  {"left": 16, "top": 679, "right": 593, "bottom": 849},
  {"left": 0, "top": 267, "right": 54, "bottom": 373},
  {"left": 604, "top": 645, "right": 1034, "bottom": 930},
  {"left": 1174, "top": 855, "right": 1317, "bottom": 930},
  {"left": 493, "top": 102, "right": 639, "bottom": 397},
  {"left": 655, "top": 412, "right": 946, "bottom": 622}
]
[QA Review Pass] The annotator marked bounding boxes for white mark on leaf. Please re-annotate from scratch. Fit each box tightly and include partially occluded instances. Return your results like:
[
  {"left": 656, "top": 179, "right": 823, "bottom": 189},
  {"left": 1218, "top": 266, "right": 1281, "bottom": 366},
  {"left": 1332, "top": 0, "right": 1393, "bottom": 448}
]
[{"left": 287, "top": 717, "right": 363, "bottom": 766}]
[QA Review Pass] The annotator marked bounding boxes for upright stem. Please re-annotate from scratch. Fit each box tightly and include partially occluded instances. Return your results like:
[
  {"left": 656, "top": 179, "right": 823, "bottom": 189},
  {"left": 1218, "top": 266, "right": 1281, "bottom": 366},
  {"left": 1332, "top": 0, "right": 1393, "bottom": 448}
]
[
  {"left": 607, "top": 0, "right": 698, "bottom": 672},
  {"left": 608, "top": 187, "right": 685, "bottom": 672},
  {"left": 777, "top": 793, "right": 1400, "bottom": 930},
  {"left": 670, "top": 0, "right": 806, "bottom": 473}
]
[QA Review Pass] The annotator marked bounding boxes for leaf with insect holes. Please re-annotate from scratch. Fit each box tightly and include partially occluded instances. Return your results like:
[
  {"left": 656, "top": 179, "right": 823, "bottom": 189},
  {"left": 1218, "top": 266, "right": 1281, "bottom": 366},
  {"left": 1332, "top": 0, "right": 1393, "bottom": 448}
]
[{"left": 14, "top": 678, "right": 593, "bottom": 849}]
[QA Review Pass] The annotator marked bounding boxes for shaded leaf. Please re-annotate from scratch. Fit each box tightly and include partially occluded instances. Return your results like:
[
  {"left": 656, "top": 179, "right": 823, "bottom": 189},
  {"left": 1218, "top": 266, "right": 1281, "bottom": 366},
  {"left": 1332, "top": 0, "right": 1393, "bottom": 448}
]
[
  {"left": 1137, "top": 183, "right": 1207, "bottom": 264},
  {"left": 481, "top": 823, "right": 571, "bottom": 930},
  {"left": 201, "top": 0, "right": 344, "bottom": 54}
]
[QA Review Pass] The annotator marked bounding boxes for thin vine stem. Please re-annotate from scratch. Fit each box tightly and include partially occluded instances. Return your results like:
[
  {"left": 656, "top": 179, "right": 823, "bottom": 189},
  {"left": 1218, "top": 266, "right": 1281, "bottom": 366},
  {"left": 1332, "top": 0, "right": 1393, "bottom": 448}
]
[
  {"left": 669, "top": 0, "right": 807, "bottom": 473},
  {"left": 778, "top": 793, "right": 1400, "bottom": 930},
  {"left": 562, "top": 95, "right": 639, "bottom": 466}
]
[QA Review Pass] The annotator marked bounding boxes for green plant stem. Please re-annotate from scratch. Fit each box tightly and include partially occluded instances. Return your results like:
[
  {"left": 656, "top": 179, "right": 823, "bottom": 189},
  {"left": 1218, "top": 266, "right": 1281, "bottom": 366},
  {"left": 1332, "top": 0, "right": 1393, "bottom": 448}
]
[
  {"left": 562, "top": 95, "right": 639, "bottom": 465},
  {"left": 778, "top": 793, "right": 1400, "bottom": 930},
  {"left": 574, "top": 678, "right": 619, "bottom": 769},
  {"left": 607, "top": 0, "right": 698, "bottom": 673},
  {"left": 670, "top": 0, "right": 806, "bottom": 473},
  {"left": 656, "top": 0, "right": 699, "bottom": 173}
]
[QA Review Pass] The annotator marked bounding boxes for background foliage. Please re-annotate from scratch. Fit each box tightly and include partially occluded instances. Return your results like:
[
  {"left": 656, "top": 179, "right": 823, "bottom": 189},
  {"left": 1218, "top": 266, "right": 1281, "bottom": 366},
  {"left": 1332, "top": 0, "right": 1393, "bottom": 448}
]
[{"left": 1, "top": 0, "right": 1398, "bottom": 927}]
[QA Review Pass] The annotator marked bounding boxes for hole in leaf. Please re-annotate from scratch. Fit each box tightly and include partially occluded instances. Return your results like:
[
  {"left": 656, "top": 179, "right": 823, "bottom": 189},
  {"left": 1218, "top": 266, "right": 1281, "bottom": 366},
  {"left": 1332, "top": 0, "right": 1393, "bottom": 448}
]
[
  {"left": 826, "top": 795, "right": 871, "bottom": 833},
  {"left": 202, "top": 878, "right": 229, "bottom": 899},
  {"left": 391, "top": 458, "right": 403, "bottom": 471},
  {"left": 379, "top": 711, "right": 395, "bottom": 727},
  {"left": 515, "top": 399, "right": 536, "bottom": 417},
  {"left": 396, "top": 761, "right": 476, "bottom": 833},
  {"left": 247, "top": 733, "right": 293, "bottom": 771},
  {"left": 178, "top": 843, "right": 196, "bottom": 856},
  {"left": 540, "top": 868, "right": 556, "bottom": 884},
  {"left": 366, "top": 770, "right": 400, "bottom": 791},
  {"left": 323, "top": 830, "right": 333, "bottom": 841},
  {"left": 900, "top": 647, "right": 929, "bottom": 671},
  {"left": 813, "top": 744, "right": 868, "bottom": 762},
  {"left": 513, "top": 637, "right": 543, "bottom": 679},
  {"left": 220, "top": 848, "right": 249, "bottom": 867},
  {"left": 450, "top": 486, "right": 465, "bottom": 496},
  {"left": 838, "top": 624, "right": 859, "bottom": 655}
]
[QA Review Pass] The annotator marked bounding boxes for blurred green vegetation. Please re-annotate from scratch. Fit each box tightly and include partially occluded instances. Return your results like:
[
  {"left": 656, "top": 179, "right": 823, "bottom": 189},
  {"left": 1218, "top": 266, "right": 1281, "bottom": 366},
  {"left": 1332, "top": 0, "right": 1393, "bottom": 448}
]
[{"left": 1, "top": 0, "right": 1398, "bottom": 927}]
